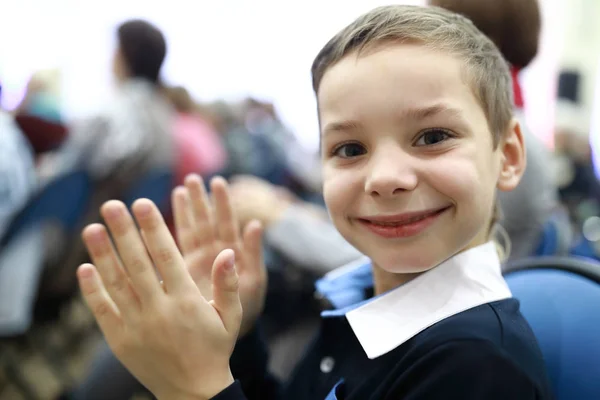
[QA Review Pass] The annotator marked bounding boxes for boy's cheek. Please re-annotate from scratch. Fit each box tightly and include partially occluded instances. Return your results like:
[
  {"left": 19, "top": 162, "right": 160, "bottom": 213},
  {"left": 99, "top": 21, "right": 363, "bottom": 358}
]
[
  {"left": 322, "top": 170, "right": 362, "bottom": 210},
  {"left": 428, "top": 155, "right": 488, "bottom": 196}
]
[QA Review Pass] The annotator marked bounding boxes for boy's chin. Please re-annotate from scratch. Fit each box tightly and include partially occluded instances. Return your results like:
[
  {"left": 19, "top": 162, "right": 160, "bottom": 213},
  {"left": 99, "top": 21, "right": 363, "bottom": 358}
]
[{"left": 371, "top": 250, "right": 445, "bottom": 276}]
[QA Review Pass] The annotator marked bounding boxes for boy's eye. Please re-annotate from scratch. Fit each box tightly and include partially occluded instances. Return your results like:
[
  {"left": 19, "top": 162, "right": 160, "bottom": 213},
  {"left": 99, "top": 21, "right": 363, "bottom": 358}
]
[
  {"left": 415, "top": 129, "right": 452, "bottom": 146},
  {"left": 332, "top": 142, "right": 367, "bottom": 158}
]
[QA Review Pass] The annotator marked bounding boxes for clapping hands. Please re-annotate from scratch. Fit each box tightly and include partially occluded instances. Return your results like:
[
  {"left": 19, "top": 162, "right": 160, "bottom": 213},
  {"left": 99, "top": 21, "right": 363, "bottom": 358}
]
[{"left": 77, "top": 176, "right": 267, "bottom": 400}]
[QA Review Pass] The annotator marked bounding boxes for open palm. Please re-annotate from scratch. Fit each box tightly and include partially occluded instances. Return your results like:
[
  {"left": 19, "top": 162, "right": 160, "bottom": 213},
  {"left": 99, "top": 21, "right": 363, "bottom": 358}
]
[{"left": 173, "top": 175, "right": 267, "bottom": 336}]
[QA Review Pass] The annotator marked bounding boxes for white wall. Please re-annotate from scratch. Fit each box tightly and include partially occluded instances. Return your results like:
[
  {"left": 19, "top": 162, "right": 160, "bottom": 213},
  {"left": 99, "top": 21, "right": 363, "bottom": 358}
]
[
  {"left": 553, "top": 0, "right": 600, "bottom": 138},
  {"left": 0, "top": 0, "right": 566, "bottom": 150}
]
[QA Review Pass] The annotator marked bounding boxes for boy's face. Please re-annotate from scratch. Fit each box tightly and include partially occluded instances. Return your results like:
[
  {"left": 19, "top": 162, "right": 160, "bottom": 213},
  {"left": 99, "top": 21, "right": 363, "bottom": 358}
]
[{"left": 318, "top": 44, "right": 524, "bottom": 276}]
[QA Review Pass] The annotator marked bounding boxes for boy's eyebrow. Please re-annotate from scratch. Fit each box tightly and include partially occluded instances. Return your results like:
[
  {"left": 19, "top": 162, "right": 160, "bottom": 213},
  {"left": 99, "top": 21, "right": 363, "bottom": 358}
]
[
  {"left": 321, "top": 120, "right": 363, "bottom": 137},
  {"left": 403, "top": 103, "right": 464, "bottom": 121},
  {"left": 321, "top": 104, "right": 464, "bottom": 137}
]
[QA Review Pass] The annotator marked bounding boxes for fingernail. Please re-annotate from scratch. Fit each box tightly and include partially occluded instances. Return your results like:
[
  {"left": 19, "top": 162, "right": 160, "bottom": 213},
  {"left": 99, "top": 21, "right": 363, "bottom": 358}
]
[
  {"left": 103, "top": 203, "right": 123, "bottom": 219},
  {"left": 84, "top": 225, "right": 105, "bottom": 243},
  {"left": 135, "top": 201, "right": 152, "bottom": 217},
  {"left": 224, "top": 253, "right": 235, "bottom": 272},
  {"left": 112, "top": 205, "right": 125, "bottom": 217},
  {"left": 77, "top": 265, "right": 95, "bottom": 279}
]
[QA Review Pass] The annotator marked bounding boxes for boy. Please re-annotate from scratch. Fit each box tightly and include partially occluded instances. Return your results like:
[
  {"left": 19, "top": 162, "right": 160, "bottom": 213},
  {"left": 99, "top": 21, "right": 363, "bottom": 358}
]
[{"left": 75, "top": 5, "right": 553, "bottom": 400}]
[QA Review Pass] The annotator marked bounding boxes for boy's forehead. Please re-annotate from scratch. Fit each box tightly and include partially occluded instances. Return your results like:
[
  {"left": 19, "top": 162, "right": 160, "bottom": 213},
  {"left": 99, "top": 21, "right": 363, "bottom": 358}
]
[
  {"left": 319, "top": 45, "right": 467, "bottom": 98},
  {"left": 316, "top": 45, "right": 478, "bottom": 127}
]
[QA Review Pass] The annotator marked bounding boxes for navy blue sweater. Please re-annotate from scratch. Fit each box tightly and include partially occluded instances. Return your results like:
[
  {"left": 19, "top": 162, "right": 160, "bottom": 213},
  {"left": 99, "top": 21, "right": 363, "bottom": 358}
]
[{"left": 213, "top": 299, "right": 552, "bottom": 400}]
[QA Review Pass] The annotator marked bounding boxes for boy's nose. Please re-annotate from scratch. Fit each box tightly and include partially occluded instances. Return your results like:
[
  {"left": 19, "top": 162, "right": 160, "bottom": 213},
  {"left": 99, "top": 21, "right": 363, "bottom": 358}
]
[{"left": 364, "top": 150, "right": 418, "bottom": 198}]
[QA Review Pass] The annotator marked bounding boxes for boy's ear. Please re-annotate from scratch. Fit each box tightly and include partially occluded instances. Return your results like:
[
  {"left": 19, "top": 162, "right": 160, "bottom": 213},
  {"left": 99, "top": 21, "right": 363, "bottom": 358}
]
[{"left": 497, "top": 118, "right": 526, "bottom": 192}]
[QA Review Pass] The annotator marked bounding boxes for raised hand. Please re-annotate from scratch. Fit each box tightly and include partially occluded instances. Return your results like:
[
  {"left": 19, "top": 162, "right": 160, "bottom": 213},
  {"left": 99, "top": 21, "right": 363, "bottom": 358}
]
[
  {"left": 227, "top": 175, "right": 294, "bottom": 228},
  {"left": 77, "top": 199, "right": 240, "bottom": 400},
  {"left": 173, "top": 175, "right": 267, "bottom": 337}
]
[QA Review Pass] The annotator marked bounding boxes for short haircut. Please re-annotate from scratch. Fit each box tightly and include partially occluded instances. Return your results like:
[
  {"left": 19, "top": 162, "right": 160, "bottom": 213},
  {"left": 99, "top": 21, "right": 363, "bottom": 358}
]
[
  {"left": 117, "top": 19, "right": 167, "bottom": 83},
  {"left": 311, "top": 5, "right": 513, "bottom": 146}
]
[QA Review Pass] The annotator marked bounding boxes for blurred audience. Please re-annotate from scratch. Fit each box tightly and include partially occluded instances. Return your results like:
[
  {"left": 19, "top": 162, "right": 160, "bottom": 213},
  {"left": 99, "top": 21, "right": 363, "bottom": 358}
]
[
  {"left": 13, "top": 70, "right": 68, "bottom": 157},
  {"left": 48, "top": 19, "right": 174, "bottom": 180},
  {"left": 0, "top": 110, "right": 37, "bottom": 238},
  {"left": 164, "top": 85, "right": 227, "bottom": 183},
  {"left": 36, "top": 19, "right": 176, "bottom": 311},
  {"left": 228, "top": 176, "right": 362, "bottom": 274},
  {"left": 555, "top": 129, "right": 600, "bottom": 222},
  {"left": 209, "top": 100, "right": 289, "bottom": 184},
  {"left": 241, "top": 98, "right": 322, "bottom": 193}
]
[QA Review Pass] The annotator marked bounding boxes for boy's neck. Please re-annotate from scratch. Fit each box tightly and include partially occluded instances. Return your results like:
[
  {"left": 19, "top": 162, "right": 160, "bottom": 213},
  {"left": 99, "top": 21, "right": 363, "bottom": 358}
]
[
  {"left": 371, "top": 265, "right": 422, "bottom": 296},
  {"left": 370, "top": 236, "right": 495, "bottom": 296}
]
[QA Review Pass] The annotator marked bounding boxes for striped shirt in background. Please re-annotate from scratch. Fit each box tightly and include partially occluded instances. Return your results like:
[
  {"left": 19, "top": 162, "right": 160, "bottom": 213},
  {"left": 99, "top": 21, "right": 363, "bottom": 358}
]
[{"left": 45, "top": 78, "right": 174, "bottom": 181}]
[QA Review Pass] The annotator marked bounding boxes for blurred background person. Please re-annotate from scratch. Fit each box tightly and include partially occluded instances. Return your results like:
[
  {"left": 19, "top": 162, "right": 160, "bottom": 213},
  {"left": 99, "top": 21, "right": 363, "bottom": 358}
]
[
  {"left": 46, "top": 19, "right": 174, "bottom": 181},
  {"left": 164, "top": 85, "right": 227, "bottom": 183},
  {"left": 34, "top": 18, "right": 176, "bottom": 321},
  {"left": 0, "top": 106, "right": 37, "bottom": 238},
  {"left": 13, "top": 70, "right": 69, "bottom": 159},
  {"left": 228, "top": 175, "right": 362, "bottom": 274}
]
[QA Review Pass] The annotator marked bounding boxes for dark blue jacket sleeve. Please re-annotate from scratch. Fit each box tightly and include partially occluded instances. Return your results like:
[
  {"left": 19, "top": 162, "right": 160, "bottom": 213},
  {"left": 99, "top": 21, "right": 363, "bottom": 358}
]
[
  {"left": 211, "top": 381, "right": 246, "bottom": 400},
  {"left": 211, "top": 326, "right": 283, "bottom": 400}
]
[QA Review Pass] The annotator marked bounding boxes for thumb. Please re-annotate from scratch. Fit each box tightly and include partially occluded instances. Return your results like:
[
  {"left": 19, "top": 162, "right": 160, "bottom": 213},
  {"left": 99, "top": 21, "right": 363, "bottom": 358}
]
[{"left": 210, "top": 249, "right": 242, "bottom": 335}]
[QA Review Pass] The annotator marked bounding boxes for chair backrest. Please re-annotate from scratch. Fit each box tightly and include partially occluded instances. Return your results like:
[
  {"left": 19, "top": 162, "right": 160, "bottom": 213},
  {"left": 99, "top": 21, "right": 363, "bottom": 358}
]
[
  {"left": 570, "top": 237, "right": 599, "bottom": 261},
  {"left": 124, "top": 169, "right": 173, "bottom": 212},
  {"left": 535, "top": 213, "right": 572, "bottom": 257},
  {"left": 0, "top": 169, "right": 91, "bottom": 335},
  {"left": 0, "top": 169, "right": 91, "bottom": 248},
  {"left": 504, "top": 256, "right": 600, "bottom": 399},
  {"left": 535, "top": 220, "right": 560, "bottom": 256}
]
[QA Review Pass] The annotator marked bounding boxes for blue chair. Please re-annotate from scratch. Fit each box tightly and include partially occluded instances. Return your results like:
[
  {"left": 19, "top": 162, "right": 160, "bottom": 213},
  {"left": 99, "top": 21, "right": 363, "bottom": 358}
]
[
  {"left": 503, "top": 256, "right": 600, "bottom": 400},
  {"left": 0, "top": 170, "right": 91, "bottom": 248},
  {"left": 534, "top": 212, "right": 572, "bottom": 257},
  {"left": 0, "top": 170, "right": 92, "bottom": 398},
  {"left": 123, "top": 169, "right": 173, "bottom": 212},
  {"left": 0, "top": 169, "right": 91, "bottom": 335},
  {"left": 571, "top": 237, "right": 599, "bottom": 261}
]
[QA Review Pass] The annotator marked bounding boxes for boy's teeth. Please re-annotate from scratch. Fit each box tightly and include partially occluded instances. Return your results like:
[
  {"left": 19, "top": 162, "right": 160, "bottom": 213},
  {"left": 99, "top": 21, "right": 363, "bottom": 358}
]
[{"left": 372, "top": 215, "right": 427, "bottom": 226}]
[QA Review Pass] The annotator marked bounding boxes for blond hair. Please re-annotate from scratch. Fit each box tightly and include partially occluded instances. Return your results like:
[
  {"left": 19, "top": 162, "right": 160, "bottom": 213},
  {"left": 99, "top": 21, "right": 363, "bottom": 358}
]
[
  {"left": 311, "top": 5, "right": 513, "bottom": 146},
  {"left": 311, "top": 5, "right": 514, "bottom": 252}
]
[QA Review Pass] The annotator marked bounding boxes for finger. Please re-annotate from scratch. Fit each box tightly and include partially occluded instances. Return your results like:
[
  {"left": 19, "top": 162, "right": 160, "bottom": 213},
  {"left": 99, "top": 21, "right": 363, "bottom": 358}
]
[
  {"left": 211, "top": 177, "right": 240, "bottom": 246},
  {"left": 100, "top": 201, "right": 162, "bottom": 304},
  {"left": 77, "top": 264, "right": 123, "bottom": 339},
  {"left": 229, "top": 175, "right": 247, "bottom": 183},
  {"left": 132, "top": 199, "right": 194, "bottom": 294},
  {"left": 210, "top": 249, "right": 242, "bottom": 335},
  {"left": 230, "top": 174, "right": 261, "bottom": 185},
  {"left": 185, "top": 174, "right": 215, "bottom": 247},
  {"left": 82, "top": 224, "right": 140, "bottom": 319},
  {"left": 172, "top": 186, "right": 198, "bottom": 255},
  {"left": 241, "top": 220, "right": 265, "bottom": 277}
]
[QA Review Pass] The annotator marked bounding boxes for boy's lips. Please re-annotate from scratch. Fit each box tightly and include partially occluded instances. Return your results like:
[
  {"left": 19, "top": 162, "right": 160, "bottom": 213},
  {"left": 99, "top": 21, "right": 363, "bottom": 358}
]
[
  {"left": 359, "top": 207, "right": 450, "bottom": 224},
  {"left": 356, "top": 206, "right": 451, "bottom": 238}
]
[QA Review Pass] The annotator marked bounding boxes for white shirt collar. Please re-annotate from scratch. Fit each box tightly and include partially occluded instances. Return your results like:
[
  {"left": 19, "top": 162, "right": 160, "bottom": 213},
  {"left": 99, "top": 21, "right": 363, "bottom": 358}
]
[{"left": 317, "top": 242, "right": 512, "bottom": 359}]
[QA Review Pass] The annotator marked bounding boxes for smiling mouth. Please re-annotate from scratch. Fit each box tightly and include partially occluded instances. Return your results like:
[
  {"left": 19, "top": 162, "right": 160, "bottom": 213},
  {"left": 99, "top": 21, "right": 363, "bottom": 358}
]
[
  {"left": 356, "top": 206, "right": 451, "bottom": 238},
  {"left": 359, "top": 207, "right": 450, "bottom": 225}
]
